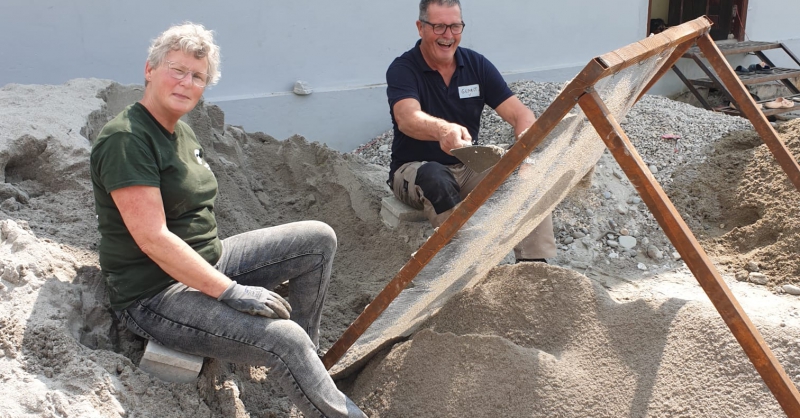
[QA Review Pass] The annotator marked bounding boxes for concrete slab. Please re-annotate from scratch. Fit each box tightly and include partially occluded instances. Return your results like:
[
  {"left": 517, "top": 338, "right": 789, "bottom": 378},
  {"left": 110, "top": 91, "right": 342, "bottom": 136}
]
[
  {"left": 380, "top": 196, "right": 426, "bottom": 228},
  {"left": 138, "top": 341, "right": 204, "bottom": 383}
]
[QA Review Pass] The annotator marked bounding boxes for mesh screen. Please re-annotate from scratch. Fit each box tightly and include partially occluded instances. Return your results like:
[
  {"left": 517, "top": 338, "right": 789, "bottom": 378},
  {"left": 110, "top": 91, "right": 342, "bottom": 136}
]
[{"left": 331, "top": 45, "right": 677, "bottom": 377}]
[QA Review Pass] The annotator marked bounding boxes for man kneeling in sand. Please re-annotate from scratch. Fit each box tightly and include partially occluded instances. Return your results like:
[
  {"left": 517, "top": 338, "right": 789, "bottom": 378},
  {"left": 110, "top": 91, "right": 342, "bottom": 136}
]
[{"left": 385, "top": 0, "right": 557, "bottom": 262}]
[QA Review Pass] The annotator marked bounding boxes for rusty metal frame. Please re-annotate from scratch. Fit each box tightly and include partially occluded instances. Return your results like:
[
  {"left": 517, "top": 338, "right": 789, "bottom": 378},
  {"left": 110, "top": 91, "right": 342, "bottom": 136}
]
[{"left": 323, "top": 17, "right": 800, "bottom": 415}]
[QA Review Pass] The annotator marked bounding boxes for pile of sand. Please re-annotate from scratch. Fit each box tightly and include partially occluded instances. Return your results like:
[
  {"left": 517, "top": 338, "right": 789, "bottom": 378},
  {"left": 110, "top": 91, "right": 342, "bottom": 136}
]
[
  {"left": 666, "top": 123, "right": 800, "bottom": 287},
  {"left": 0, "top": 79, "right": 797, "bottom": 417},
  {"left": 0, "top": 80, "right": 413, "bottom": 417},
  {"left": 345, "top": 263, "right": 798, "bottom": 417}
]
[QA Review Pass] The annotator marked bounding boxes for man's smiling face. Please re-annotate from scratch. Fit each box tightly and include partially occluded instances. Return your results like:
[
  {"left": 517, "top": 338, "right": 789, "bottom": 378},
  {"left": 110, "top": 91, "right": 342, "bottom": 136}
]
[{"left": 417, "top": 3, "right": 462, "bottom": 67}]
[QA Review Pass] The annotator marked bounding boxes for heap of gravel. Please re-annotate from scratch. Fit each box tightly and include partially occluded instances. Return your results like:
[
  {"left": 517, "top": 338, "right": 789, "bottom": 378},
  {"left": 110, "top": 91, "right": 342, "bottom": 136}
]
[
  {"left": 352, "top": 80, "right": 753, "bottom": 176},
  {"left": 352, "top": 80, "right": 757, "bottom": 276}
]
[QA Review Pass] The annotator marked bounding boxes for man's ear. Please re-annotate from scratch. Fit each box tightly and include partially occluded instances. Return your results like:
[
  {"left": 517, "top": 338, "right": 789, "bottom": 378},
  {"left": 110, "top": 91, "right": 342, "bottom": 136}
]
[{"left": 416, "top": 20, "right": 423, "bottom": 37}]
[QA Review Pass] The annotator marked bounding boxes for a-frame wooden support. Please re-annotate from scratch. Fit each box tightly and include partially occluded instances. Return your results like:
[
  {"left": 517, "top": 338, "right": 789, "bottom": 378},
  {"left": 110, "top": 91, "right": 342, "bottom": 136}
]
[{"left": 322, "top": 17, "right": 800, "bottom": 416}]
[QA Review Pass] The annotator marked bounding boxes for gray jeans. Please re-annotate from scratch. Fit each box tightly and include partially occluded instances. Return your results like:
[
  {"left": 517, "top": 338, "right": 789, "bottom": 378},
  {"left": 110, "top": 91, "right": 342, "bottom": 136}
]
[{"left": 116, "top": 221, "right": 366, "bottom": 418}]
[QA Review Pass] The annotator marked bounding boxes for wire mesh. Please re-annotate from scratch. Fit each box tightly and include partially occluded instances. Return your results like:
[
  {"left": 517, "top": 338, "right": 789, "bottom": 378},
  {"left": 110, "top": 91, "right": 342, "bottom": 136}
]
[{"left": 330, "top": 45, "right": 677, "bottom": 378}]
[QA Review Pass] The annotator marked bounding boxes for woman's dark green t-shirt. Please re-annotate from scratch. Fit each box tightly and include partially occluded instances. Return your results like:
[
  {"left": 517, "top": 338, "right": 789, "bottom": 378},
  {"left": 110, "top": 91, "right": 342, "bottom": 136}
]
[{"left": 90, "top": 103, "right": 221, "bottom": 310}]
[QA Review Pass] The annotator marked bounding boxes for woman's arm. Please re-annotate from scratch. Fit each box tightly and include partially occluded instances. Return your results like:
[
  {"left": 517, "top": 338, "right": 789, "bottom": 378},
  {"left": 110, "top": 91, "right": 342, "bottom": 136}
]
[{"left": 110, "top": 185, "right": 232, "bottom": 298}]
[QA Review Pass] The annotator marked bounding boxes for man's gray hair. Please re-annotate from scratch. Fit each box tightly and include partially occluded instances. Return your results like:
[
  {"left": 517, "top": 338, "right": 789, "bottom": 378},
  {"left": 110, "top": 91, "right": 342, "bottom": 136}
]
[
  {"left": 146, "top": 22, "right": 221, "bottom": 87},
  {"left": 419, "top": 0, "right": 462, "bottom": 21}
]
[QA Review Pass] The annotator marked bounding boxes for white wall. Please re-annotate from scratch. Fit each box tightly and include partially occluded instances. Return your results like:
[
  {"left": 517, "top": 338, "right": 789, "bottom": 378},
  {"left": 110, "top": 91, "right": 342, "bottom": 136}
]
[
  {"left": 745, "top": 1, "right": 800, "bottom": 68},
  {"left": 1, "top": 1, "right": 652, "bottom": 151}
]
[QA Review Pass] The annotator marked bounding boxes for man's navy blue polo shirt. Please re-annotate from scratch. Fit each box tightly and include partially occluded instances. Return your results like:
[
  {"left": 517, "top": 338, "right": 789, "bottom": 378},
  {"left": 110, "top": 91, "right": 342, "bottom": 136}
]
[{"left": 386, "top": 39, "right": 514, "bottom": 179}]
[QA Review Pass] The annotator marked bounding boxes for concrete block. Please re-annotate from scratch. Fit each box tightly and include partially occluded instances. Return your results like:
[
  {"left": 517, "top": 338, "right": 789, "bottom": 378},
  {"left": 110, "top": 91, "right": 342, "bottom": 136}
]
[
  {"left": 380, "top": 196, "right": 426, "bottom": 228},
  {"left": 381, "top": 208, "right": 402, "bottom": 229},
  {"left": 139, "top": 341, "right": 204, "bottom": 383}
]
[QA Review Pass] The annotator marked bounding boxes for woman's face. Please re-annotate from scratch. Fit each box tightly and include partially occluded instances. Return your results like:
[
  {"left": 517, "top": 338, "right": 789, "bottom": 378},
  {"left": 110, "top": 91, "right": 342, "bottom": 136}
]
[{"left": 144, "top": 49, "right": 208, "bottom": 121}]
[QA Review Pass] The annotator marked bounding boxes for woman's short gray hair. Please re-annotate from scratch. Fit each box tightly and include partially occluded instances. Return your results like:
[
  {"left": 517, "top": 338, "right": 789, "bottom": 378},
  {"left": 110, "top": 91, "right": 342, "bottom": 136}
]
[
  {"left": 419, "top": 0, "right": 462, "bottom": 21},
  {"left": 146, "top": 22, "right": 221, "bottom": 87}
]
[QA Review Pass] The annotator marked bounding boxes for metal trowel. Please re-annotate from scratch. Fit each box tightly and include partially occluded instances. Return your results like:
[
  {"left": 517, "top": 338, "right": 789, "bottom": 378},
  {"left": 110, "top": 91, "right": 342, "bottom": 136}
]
[{"left": 450, "top": 144, "right": 506, "bottom": 173}]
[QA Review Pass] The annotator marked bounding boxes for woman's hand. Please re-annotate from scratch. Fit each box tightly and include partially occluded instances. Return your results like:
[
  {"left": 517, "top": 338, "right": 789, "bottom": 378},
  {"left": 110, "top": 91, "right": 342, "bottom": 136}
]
[{"left": 217, "top": 281, "right": 292, "bottom": 319}]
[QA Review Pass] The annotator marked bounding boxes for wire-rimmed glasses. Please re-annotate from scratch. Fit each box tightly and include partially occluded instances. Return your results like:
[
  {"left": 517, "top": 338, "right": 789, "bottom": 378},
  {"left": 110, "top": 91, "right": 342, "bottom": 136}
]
[{"left": 166, "top": 60, "right": 209, "bottom": 88}]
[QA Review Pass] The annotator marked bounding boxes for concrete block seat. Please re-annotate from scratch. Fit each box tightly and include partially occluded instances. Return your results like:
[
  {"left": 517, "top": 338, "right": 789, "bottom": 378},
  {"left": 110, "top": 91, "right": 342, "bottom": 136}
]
[
  {"left": 380, "top": 196, "right": 427, "bottom": 228},
  {"left": 139, "top": 340, "right": 204, "bottom": 383}
]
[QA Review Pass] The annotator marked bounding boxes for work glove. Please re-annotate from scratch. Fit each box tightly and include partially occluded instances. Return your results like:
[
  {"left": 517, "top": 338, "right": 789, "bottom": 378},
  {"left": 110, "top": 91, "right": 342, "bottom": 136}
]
[{"left": 217, "top": 281, "right": 292, "bottom": 319}]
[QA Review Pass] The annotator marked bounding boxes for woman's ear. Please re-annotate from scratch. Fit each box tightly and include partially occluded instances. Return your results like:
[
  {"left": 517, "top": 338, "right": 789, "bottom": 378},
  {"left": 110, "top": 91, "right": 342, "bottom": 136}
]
[{"left": 144, "top": 61, "right": 154, "bottom": 82}]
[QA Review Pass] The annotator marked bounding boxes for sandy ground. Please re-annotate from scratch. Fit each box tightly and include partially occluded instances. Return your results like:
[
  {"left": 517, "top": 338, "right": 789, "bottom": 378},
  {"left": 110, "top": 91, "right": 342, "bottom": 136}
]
[{"left": 0, "top": 79, "right": 798, "bottom": 417}]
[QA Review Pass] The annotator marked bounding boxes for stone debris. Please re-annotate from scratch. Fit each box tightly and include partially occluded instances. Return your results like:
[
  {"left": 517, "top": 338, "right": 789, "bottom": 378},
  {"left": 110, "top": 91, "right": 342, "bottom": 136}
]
[
  {"left": 749, "top": 272, "right": 768, "bottom": 285},
  {"left": 618, "top": 236, "right": 637, "bottom": 249},
  {"left": 646, "top": 245, "right": 664, "bottom": 260},
  {"left": 783, "top": 284, "right": 800, "bottom": 296},
  {"left": 292, "top": 80, "right": 313, "bottom": 95}
]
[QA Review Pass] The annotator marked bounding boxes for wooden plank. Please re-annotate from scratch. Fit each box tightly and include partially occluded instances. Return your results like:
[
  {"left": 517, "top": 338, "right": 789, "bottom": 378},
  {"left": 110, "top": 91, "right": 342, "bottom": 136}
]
[
  {"left": 689, "top": 67, "right": 800, "bottom": 88},
  {"left": 683, "top": 40, "right": 782, "bottom": 57},
  {"left": 594, "top": 17, "right": 712, "bottom": 79}
]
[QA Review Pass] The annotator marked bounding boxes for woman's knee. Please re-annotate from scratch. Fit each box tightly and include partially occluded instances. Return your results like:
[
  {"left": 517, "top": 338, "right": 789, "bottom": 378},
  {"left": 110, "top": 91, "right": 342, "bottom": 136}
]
[
  {"left": 267, "top": 319, "right": 316, "bottom": 353},
  {"left": 302, "top": 220, "right": 337, "bottom": 253}
]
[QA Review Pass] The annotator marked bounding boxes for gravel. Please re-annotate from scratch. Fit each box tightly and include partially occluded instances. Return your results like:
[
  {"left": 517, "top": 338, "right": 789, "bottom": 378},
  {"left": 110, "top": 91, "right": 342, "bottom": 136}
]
[{"left": 353, "top": 81, "right": 753, "bottom": 176}]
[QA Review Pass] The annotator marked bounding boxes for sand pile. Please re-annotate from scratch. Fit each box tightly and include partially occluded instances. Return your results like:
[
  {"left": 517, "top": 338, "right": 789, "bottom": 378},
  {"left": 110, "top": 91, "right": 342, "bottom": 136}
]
[
  {"left": 0, "top": 79, "right": 798, "bottom": 417},
  {"left": 0, "top": 79, "right": 413, "bottom": 417},
  {"left": 666, "top": 123, "right": 800, "bottom": 288},
  {"left": 346, "top": 263, "right": 798, "bottom": 417}
]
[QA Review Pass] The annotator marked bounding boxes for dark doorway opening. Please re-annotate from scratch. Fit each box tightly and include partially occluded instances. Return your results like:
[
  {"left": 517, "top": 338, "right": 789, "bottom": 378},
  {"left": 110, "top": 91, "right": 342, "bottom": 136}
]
[{"left": 648, "top": 0, "right": 748, "bottom": 41}]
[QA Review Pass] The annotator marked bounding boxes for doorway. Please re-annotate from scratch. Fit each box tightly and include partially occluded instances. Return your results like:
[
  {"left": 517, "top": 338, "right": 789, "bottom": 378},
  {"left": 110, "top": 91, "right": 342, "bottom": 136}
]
[{"left": 648, "top": 0, "right": 748, "bottom": 41}]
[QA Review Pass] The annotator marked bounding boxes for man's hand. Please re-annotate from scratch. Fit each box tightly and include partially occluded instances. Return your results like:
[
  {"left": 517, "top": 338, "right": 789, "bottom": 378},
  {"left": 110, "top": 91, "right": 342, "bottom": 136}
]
[
  {"left": 516, "top": 126, "right": 530, "bottom": 143},
  {"left": 218, "top": 281, "right": 292, "bottom": 319},
  {"left": 438, "top": 122, "right": 472, "bottom": 155}
]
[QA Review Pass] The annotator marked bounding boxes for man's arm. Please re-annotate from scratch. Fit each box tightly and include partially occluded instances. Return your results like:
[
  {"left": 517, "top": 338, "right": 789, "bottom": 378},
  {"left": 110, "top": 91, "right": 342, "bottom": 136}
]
[
  {"left": 393, "top": 98, "right": 473, "bottom": 155},
  {"left": 494, "top": 95, "right": 536, "bottom": 140}
]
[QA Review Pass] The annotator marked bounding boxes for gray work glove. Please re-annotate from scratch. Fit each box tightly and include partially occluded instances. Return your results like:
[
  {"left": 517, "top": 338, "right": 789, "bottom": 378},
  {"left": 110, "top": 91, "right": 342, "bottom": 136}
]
[{"left": 217, "top": 281, "right": 292, "bottom": 319}]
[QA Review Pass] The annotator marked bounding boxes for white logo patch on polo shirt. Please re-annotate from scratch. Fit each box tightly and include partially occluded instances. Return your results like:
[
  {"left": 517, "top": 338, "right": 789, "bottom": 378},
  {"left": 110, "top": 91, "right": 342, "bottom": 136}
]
[{"left": 458, "top": 84, "right": 480, "bottom": 99}]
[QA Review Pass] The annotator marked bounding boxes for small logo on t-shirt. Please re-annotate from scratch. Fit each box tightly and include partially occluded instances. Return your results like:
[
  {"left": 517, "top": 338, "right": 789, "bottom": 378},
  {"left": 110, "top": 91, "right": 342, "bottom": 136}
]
[
  {"left": 458, "top": 84, "right": 480, "bottom": 99},
  {"left": 194, "top": 149, "right": 211, "bottom": 171}
]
